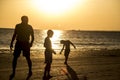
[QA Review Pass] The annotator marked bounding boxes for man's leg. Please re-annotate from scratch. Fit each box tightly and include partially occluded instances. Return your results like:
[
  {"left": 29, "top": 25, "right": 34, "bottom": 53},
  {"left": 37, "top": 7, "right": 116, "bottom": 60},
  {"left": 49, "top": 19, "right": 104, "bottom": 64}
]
[
  {"left": 12, "top": 56, "right": 18, "bottom": 74},
  {"left": 26, "top": 56, "right": 32, "bottom": 74},
  {"left": 26, "top": 56, "right": 32, "bottom": 80},
  {"left": 9, "top": 56, "right": 18, "bottom": 80}
]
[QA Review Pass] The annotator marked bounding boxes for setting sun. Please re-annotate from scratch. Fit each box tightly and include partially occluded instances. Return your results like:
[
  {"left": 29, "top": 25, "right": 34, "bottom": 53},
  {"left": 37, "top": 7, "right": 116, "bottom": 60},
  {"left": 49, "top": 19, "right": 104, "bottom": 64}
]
[
  {"left": 31, "top": 0, "right": 83, "bottom": 15},
  {"left": 1, "top": 0, "right": 120, "bottom": 30}
]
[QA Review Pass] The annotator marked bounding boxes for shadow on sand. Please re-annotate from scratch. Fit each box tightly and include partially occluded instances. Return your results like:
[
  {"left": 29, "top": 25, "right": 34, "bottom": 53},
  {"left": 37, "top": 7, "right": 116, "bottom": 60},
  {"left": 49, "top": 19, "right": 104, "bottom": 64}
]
[
  {"left": 66, "top": 64, "right": 79, "bottom": 80},
  {"left": 66, "top": 64, "right": 87, "bottom": 80},
  {"left": 42, "top": 63, "right": 87, "bottom": 80}
]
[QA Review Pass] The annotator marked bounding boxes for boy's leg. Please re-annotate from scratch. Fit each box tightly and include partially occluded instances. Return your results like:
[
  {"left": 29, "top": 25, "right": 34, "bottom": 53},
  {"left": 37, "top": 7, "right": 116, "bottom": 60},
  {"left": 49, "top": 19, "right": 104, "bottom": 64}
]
[
  {"left": 47, "top": 63, "right": 51, "bottom": 76},
  {"left": 65, "top": 56, "right": 68, "bottom": 64},
  {"left": 43, "top": 63, "right": 48, "bottom": 77},
  {"left": 47, "top": 63, "right": 52, "bottom": 78},
  {"left": 65, "top": 53, "right": 69, "bottom": 64}
]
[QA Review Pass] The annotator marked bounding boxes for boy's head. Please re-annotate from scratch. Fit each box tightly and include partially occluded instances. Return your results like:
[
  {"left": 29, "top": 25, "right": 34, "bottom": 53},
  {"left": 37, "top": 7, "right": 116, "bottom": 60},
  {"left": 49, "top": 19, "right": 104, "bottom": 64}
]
[
  {"left": 47, "top": 30, "right": 54, "bottom": 37},
  {"left": 60, "top": 40, "right": 65, "bottom": 44}
]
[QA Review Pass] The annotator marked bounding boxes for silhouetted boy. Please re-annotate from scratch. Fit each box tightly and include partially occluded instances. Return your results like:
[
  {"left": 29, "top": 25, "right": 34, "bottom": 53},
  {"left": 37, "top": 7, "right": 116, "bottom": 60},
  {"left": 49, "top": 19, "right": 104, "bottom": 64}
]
[
  {"left": 43, "top": 30, "right": 56, "bottom": 79},
  {"left": 9, "top": 16, "right": 34, "bottom": 80},
  {"left": 60, "top": 40, "right": 76, "bottom": 64}
]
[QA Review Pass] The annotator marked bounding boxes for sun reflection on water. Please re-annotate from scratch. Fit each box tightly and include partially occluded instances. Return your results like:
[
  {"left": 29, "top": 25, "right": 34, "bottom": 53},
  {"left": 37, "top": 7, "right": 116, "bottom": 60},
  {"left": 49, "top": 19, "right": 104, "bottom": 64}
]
[{"left": 51, "top": 30, "right": 63, "bottom": 49}]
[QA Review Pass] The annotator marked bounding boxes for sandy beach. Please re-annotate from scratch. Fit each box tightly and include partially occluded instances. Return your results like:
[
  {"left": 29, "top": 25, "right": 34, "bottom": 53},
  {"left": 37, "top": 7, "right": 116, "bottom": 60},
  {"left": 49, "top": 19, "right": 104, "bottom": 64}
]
[{"left": 0, "top": 49, "right": 120, "bottom": 80}]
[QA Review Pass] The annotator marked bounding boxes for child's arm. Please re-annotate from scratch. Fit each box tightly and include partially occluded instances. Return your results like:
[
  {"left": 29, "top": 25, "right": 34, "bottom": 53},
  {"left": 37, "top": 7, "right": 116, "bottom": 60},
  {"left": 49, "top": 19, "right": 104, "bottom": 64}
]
[
  {"left": 51, "top": 49, "right": 56, "bottom": 54},
  {"left": 60, "top": 44, "right": 65, "bottom": 54},
  {"left": 70, "top": 41, "right": 76, "bottom": 49}
]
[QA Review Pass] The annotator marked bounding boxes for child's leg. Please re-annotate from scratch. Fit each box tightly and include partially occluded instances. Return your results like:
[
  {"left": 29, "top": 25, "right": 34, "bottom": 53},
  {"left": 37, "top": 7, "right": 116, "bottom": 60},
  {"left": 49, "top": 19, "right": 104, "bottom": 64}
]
[{"left": 64, "top": 53, "right": 69, "bottom": 64}]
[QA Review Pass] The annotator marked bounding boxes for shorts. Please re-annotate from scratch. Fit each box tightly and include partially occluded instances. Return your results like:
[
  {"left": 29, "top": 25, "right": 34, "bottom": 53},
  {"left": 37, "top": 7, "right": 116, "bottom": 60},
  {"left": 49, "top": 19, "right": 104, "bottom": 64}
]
[
  {"left": 44, "top": 49, "right": 52, "bottom": 63},
  {"left": 13, "top": 41, "right": 30, "bottom": 57}
]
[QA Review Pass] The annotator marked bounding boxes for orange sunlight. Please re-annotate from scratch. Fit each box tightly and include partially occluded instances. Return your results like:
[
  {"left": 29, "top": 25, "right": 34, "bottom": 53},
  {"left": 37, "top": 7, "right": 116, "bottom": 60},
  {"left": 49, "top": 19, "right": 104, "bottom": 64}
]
[
  {"left": 43, "top": 30, "right": 62, "bottom": 49},
  {"left": 30, "top": 0, "right": 84, "bottom": 16},
  {"left": 51, "top": 30, "right": 62, "bottom": 49}
]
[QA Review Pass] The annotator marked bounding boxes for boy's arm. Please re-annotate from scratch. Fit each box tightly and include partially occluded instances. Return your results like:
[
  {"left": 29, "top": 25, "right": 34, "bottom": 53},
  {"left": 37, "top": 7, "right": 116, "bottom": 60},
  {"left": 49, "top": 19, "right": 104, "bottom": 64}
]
[
  {"left": 60, "top": 44, "right": 65, "bottom": 54},
  {"left": 70, "top": 41, "right": 76, "bottom": 49},
  {"left": 51, "top": 49, "right": 56, "bottom": 54},
  {"left": 44, "top": 38, "right": 56, "bottom": 54}
]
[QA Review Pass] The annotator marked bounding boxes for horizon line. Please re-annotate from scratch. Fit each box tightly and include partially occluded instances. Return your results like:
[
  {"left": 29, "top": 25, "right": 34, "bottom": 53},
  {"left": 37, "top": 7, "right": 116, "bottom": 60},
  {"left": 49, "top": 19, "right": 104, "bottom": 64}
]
[{"left": 0, "top": 27, "right": 120, "bottom": 32}]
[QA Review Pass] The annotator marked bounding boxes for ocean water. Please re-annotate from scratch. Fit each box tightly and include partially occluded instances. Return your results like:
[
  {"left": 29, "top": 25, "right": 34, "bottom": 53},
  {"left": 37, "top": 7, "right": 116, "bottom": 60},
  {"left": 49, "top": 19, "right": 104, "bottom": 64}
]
[{"left": 0, "top": 28, "right": 120, "bottom": 51}]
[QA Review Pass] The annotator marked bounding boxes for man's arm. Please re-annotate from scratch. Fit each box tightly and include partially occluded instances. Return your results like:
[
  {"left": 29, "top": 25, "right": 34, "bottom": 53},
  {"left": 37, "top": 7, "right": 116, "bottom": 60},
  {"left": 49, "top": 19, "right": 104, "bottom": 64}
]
[
  {"left": 30, "top": 28, "right": 34, "bottom": 47},
  {"left": 30, "top": 33, "right": 34, "bottom": 47},
  {"left": 10, "top": 30, "right": 16, "bottom": 50}
]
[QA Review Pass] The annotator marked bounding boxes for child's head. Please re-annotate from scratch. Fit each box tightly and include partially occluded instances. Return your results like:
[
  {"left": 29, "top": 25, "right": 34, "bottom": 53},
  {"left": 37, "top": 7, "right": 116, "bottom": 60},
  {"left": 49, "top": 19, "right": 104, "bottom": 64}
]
[
  {"left": 60, "top": 40, "right": 65, "bottom": 44},
  {"left": 47, "top": 30, "right": 54, "bottom": 37}
]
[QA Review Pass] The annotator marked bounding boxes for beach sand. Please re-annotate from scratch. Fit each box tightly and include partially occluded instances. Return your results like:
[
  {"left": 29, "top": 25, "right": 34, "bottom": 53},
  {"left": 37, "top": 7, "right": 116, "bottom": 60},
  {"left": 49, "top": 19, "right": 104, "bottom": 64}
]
[{"left": 0, "top": 49, "right": 120, "bottom": 80}]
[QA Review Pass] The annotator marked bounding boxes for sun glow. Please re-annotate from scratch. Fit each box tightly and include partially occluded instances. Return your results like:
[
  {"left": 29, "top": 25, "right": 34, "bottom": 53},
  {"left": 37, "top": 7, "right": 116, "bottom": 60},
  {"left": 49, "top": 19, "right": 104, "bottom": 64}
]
[
  {"left": 31, "top": 0, "right": 83, "bottom": 15},
  {"left": 43, "top": 30, "right": 62, "bottom": 49},
  {"left": 51, "top": 30, "right": 62, "bottom": 49}
]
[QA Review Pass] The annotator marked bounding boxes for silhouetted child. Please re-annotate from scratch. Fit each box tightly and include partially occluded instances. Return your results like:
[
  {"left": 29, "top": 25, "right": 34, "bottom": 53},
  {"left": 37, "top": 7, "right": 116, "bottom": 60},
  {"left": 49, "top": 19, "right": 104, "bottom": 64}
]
[
  {"left": 60, "top": 40, "right": 76, "bottom": 64},
  {"left": 43, "top": 30, "right": 56, "bottom": 79}
]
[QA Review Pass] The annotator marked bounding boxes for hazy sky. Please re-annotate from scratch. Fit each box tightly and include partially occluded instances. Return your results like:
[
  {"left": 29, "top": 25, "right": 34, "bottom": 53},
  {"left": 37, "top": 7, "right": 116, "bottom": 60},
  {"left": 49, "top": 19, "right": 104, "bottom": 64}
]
[{"left": 0, "top": 0, "right": 120, "bottom": 30}]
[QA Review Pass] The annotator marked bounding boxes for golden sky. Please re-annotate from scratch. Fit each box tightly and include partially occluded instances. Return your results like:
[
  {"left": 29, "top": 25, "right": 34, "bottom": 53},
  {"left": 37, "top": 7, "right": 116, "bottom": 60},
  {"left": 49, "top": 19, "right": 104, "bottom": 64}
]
[{"left": 0, "top": 0, "right": 120, "bottom": 30}]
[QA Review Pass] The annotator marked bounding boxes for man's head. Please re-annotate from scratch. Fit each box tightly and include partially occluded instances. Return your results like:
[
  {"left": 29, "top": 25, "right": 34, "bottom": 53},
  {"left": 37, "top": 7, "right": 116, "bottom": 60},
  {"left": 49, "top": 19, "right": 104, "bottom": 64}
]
[
  {"left": 47, "top": 30, "right": 54, "bottom": 38},
  {"left": 21, "top": 16, "right": 28, "bottom": 24}
]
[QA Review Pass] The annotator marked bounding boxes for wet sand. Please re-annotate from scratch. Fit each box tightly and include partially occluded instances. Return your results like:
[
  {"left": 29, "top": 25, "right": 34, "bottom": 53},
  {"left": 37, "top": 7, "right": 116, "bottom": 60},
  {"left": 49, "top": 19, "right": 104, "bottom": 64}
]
[{"left": 0, "top": 49, "right": 120, "bottom": 80}]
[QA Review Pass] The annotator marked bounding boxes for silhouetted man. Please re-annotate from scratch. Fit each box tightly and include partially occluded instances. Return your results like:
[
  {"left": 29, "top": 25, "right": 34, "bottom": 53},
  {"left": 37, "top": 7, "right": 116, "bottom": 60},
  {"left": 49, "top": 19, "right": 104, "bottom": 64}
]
[{"left": 9, "top": 16, "right": 34, "bottom": 80}]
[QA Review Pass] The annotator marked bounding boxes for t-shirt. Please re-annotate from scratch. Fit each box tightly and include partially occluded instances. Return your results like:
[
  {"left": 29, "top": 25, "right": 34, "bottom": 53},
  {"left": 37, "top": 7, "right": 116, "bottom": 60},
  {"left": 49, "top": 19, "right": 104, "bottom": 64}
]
[
  {"left": 15, "top": 23, "right": 34, "bottom": 42},
  {"left": 44, "top": 37, "right": 52, "bottom": 50}
]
